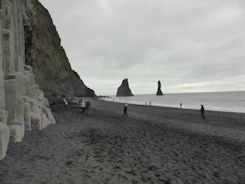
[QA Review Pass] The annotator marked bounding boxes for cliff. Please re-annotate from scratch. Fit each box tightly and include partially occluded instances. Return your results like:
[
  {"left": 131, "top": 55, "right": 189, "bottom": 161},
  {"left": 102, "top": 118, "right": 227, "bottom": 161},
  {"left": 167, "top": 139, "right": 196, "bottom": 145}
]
[
  {"left": 24, "top": 0, "right": 95, "bottom": 97},
  {"left": 116, "top": 79, "right": 134, "bottom": 97},
  {"left": 156, "top": 80, "right": 163, "bottom": 96},
  {"left": 0, "top": 0, "right": 55, "bottom": 160}
]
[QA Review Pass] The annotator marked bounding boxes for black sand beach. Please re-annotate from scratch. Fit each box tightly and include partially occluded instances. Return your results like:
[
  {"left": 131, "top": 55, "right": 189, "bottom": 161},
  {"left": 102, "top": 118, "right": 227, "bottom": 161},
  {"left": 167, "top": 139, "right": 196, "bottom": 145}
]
[{"left": 0, "top": 99, "right": 245, "bottom": 184}]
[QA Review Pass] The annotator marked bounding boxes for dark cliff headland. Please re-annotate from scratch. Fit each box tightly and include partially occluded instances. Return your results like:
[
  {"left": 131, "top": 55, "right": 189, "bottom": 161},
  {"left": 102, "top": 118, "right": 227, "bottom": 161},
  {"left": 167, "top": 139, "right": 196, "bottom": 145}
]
[
  {"left": 0, "top": 0, "right": 94, "bottom": 161},
  {"left": 24, "top": 0, "right": 95, "bottom": 97}
]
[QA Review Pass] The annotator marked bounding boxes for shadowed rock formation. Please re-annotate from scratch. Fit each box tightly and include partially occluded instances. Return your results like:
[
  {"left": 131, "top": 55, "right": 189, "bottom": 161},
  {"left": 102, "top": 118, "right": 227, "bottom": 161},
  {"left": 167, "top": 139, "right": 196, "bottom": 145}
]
[
  {"left": 156, "top": 80, "right": 163, "bottom": 96},
  {"left": 24, "top": 0, "right": 95, "bottom": 97},
  {"left": 116, "top": 79, "right": 134, "bottom": 97},
  {"left": 0, "top": 0, "right": 55, "bottom": 160}
]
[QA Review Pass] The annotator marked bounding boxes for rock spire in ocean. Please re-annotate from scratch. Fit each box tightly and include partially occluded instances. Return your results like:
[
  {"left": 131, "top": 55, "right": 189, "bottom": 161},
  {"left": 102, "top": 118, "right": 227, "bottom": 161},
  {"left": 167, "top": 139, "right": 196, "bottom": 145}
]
[
  {"left": 116, "top": 79, "right": 134, "bottom": 97},
  {"left": 156, "top": 80, "right": 164, "bottom": 96}
]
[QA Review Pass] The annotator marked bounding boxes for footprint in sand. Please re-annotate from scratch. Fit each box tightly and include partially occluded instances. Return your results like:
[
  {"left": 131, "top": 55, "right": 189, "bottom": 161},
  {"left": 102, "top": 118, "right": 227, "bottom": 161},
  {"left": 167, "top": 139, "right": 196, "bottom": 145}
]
[
  {"left": 131, "top": 179, "right": 139, "bottom": 184},
  {"left": 65, "top": 161, "right": 74, "bottom": 168},
  {"left": 113, "top": 165, "right": 121, "bottom": 171}
]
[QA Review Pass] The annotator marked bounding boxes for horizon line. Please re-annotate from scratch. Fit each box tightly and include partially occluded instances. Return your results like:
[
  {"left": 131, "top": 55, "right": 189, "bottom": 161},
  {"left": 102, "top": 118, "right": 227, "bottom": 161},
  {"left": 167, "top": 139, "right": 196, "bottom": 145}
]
[{"left": 99, "top": 90, "right": 245, "bottom": 96}]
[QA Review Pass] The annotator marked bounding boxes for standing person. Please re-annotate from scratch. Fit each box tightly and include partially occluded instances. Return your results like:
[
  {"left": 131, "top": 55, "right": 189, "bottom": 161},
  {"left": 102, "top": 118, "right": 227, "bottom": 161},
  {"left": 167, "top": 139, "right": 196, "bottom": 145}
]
[
  {"left": 50, "top": 97, "right": 55, "bottom": 112},
  {"left": 180, "top": 102, "right": 182, "bottom": 109},
  {"left": 201, "top": 105, "right": 205, "bottom": 119},
  {"left": 86, "top": 100, "right": 92, "bottom": 115},
  {"left": 81, "top": 99, "right": 86, "bottom": 113},
  {"left": 63, "top": 95, "right": 68, "bottom": 109},
  {"left": 123, "top": 104, "right": 128, "bottom": 117}
]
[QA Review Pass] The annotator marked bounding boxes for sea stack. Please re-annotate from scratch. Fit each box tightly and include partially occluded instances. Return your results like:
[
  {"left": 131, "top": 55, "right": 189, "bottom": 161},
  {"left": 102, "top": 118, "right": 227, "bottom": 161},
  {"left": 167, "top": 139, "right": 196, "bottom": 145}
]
[
  {"left": 156, "top": 80, "right": 164, "bottom": 96},
  {"left": 116, "top": 79, "right": 134, "bottom": 97}
]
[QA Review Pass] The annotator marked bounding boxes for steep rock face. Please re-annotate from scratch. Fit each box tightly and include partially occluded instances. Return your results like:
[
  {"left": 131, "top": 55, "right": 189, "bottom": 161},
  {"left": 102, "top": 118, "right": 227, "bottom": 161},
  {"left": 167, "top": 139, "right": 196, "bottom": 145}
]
[
  {"left": 0, "top": 0, "right": 55, "bottom": 160},
  {"left": 116, "top": 79, "right": 134, "bottom": 97},
  {"left": 24, "top": 0, "right": 95, "bottom": 97},
  {"left": 156, "top": 80, "right": 163, "bottom": 96}
]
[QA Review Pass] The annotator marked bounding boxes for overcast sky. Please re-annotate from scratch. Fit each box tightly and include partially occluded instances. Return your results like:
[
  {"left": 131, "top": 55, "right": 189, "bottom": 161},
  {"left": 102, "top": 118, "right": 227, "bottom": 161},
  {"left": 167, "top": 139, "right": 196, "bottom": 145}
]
[{"left": 39, "top": 0, "right": 245, "bottom": 95}]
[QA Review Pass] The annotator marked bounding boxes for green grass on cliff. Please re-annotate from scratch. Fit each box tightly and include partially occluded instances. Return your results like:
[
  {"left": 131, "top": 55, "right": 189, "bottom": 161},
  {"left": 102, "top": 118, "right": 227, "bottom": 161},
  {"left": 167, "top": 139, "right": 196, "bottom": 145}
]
[
  {"left": 30, "top": 1, "right": 74, "bottom": 81},
  {"left": 24, "top": 1, "right": 95, "bottom": 97}
]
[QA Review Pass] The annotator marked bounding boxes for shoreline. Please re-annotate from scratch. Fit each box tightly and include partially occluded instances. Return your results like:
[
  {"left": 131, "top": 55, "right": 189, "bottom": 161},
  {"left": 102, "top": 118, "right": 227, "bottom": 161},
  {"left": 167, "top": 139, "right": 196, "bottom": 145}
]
[
  {"left": 0, "top": 99, "right": 245, "bottom": 183},
  {"left": 95, "top": 99, "right": 245, "bottom": 142},
  {"left": 100, "top": 98, "right": 245, "bottom": 115},
  {"left": 100, "top": 91, "right": 245, "bottom": 114}
]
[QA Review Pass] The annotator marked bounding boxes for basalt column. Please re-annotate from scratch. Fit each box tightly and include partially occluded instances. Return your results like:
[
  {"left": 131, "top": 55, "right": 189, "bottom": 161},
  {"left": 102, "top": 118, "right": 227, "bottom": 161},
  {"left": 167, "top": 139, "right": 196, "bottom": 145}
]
[
  {"left": 3, "top": 0, "right": 32, "bottom": 142},
  {"left": 0, "top": 0, "right": 55, "bottom": 160},
  {"left": 0, "top": 0, "right": 10, "bottom": 159}
]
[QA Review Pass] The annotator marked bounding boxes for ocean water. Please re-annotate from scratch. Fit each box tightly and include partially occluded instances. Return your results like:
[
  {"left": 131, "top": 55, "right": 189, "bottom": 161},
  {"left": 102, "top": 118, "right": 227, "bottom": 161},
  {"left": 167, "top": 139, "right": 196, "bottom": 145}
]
[{"left": 103, "top": 91, "right": 245, "bottom": 113}]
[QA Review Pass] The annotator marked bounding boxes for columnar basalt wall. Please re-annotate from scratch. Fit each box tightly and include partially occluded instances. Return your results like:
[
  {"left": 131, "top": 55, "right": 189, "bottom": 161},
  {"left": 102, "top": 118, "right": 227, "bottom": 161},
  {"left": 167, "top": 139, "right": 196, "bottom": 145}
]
[{"left": 0, "top": 0, "right": 55, "bottom": 160}]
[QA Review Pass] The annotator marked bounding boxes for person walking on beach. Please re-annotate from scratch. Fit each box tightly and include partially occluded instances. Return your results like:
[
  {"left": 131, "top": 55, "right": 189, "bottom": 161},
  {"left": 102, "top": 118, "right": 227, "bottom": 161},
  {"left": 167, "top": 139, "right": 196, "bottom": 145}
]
[
  {"left": 86, "top": 100, "right": 92, "bottom": 115},
  {"left": 50, "top": 97, "right": 55, "bottom": 112},
  {"left": 201, "top": 105, "right": 205, "bottom": 119},
  {"left": 63, "top": 95, "right": 68, "bottom": 109},
  {"left": 123, "top": 104, "right": 128, "bottom": 117},
  {"left": 80, "top": 99, "right": 86, "bottom": 113},
  {"left": 180, "top": 102, "right": 182, "bottom": 109}
]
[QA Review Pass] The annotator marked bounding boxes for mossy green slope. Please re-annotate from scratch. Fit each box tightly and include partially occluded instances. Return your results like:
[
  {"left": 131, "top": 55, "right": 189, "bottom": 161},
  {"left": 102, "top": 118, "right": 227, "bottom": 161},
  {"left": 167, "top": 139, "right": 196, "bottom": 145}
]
[{"left": 24, "top": 0, "right": 95, "bottom": 97}]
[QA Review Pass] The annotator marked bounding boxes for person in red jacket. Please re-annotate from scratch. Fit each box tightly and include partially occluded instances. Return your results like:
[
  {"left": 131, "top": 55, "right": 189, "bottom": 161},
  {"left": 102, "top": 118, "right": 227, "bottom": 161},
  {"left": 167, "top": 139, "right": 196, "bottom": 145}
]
[{"left": 50, "top": 97, "right": 55, "bottom": 112}]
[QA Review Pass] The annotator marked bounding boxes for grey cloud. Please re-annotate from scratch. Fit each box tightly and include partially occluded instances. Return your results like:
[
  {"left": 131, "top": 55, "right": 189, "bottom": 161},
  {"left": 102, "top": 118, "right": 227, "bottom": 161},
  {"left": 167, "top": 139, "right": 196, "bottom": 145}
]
[{"left": 40, "top": 0, "right": 245, "bottom": 95}]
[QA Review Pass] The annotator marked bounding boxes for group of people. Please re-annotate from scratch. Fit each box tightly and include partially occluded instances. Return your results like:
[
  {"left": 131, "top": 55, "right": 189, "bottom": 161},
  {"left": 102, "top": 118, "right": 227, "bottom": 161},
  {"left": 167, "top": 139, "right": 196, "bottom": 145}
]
[
  {"left": 79, "top": 99, "right": 92, "bottom": 115},
  {"left": 50, "top": 96, "right": 92, "bottom": 115},
  {"left": 50, "top": 95, "right": 68, "bottom": 112},
  {"left": 50, "top": 96, "right": 205, "bottom": 119},
  {"left": 145, "top": 101, "right": 152, "bottom": 106}
]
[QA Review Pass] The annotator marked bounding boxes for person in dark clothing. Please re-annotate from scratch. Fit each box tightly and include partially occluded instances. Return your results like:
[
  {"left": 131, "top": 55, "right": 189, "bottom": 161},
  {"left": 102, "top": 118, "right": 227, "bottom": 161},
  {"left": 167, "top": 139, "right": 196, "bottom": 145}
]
[
  {"left": 123, "top": 104, "right": 128, "bottom": 117},
  {"left": 201, "top": 105, "right": 205, "bottom": 119},
  {"left": 86, "top": 100, "right": 92, "bottom": 115}
]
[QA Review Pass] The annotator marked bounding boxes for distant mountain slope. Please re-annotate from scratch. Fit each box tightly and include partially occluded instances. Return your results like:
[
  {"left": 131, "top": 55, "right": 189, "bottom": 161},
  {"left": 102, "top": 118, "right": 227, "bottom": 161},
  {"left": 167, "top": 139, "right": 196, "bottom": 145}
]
[{"left": 24, "top": 0, "right": 95, "bottom": 97}]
